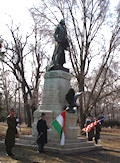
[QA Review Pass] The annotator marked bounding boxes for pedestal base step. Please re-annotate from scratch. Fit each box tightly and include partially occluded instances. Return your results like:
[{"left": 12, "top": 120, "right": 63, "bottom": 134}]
[{"left": 14, "top": 135, "right": 102, "bottom": 154}]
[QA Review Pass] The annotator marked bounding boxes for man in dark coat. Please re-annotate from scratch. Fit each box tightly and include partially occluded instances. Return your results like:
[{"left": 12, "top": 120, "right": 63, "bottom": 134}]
[
  {"left": 5, "top": 109, "right": 16, "bottom": 157},
  {"left": 87, "top": 116, "right": 94, "bottom": 141},
  {"left": 95, "top": 117, "right": 101, "bottom": 144},
  {"left": 37, "top": 113, "right": 49, "bottom": 153}
]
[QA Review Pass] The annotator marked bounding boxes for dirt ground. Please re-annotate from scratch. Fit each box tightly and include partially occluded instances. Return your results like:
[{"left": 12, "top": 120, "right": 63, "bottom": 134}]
[
  {"left": 0, "top": 143, "right": 120, "bottom": 163},
  {"left": 0, "top": 123, "right": 120, "bottom": 163}
]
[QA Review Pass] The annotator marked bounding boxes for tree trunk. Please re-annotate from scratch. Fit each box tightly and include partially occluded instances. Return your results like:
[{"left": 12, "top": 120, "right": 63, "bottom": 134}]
[
  {"left": 24, "top": 106, "right": 27, "bottom": 124},
  {"left": 26, "top": 104, "right": 31, "bottom": 127},
  {"left": 22, "top": 85, "right": 32, "bottom": 127},
  {"left": 78, "top": 71, "right": 85, "bottom": 129},
  {"left": 79, "top": 97, "right": 84, "bottom": 129}
]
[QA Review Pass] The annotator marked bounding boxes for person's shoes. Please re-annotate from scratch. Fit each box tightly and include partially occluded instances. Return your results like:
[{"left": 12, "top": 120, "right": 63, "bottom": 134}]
[
  {"left": 6, "top": 153, "right": 14, "bottom": 157},
  {"left": 37, "top": 151, "right": 42, "bottom": 154},
  {"left": 11, "top": 153, "right": 15, "bottom": 157}
]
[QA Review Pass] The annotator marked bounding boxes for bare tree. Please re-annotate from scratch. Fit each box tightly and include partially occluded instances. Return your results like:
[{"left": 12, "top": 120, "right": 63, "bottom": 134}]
[
  {"left": 31, "top": 0, "right": 120, "bottom": 128},
  {"left": 86, "top": 61, "right": 120, "bottom": 115},
  {"left": 0, "top": 65, "right": 12, "bottom": 112},
  {"left": 1, "top": 21, "right": 47, "bottom": 127}
]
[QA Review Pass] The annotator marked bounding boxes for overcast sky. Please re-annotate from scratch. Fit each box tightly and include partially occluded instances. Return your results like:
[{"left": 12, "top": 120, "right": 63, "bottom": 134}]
[
  {"left": 0, "top": 0, "right": 40, "bottom": 41},
  {"left": 0, "top": 0, "right": 120, "bottom": 79},
  {"left": 0, "top": 0, "right": 120, "bottom": 41}
]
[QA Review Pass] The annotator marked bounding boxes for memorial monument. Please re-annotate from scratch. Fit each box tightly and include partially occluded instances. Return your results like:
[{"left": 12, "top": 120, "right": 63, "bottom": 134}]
[
  {"left": 31, "top": 19, "right": 102, "bottom": 153},
  {"left": 32, "top": 18, "right": 78, "bottom": 142}
]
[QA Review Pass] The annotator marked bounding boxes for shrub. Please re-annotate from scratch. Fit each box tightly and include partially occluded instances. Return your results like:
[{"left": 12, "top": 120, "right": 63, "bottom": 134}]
[{"left": 102, "top": 119, "right": 120, "bottom": 128}]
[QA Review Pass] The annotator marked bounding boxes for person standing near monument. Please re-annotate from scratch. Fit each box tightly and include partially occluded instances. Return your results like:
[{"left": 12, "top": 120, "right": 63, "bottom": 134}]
[
  {"left": 49, "top": 19, "right": 70, "bottom": 70},
  {"left": 37, "top": 113, "right": 49, "bottom": 153},
  {"left": 95, "top": 117, "right": 101, "bottom": 144},
  {"left": 87, "top": 115, "right": 94, "bottom": 141},
  {"left": 5, "top": 108, "right": 16, "bottom": 157}
]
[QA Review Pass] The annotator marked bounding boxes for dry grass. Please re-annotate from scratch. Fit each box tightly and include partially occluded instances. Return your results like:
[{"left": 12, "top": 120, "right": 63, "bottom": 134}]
[
  {"left": 0, "top": 122, "right": 120, "bottom": 163},
  {"left": 101, "top": 131, "right": 120, "bottom": 153},
  {"left": 0, "top": 122, "right": 32, "bottom": 140}
]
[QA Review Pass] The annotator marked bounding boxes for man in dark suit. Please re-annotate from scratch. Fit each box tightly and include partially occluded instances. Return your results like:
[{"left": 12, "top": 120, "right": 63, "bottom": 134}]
[
  {"left": 37, "top": 113, "right": 49, "bottom": 153},
  {"left": 5, "top": 108, "right": 16, "bottom": 157},
  {"left": 95, "top": 117, "right": 101, "bottom": 144},
  {"left": 87, "top": 115, "right": 94, "bottom": 141}
]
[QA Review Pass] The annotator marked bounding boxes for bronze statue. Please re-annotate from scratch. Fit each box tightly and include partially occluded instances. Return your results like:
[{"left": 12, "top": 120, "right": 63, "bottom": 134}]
[{"left": 47, "top": 19, "right": 69, "bottom": 72}]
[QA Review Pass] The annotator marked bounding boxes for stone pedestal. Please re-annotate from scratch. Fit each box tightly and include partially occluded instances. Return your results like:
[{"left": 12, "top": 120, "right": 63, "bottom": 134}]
[
  {"left": 32, "top": 70, "right": 79, "bottom": 143},
  {"left": 31, "top": 70, "right": 102, "bottom": 153},
  {"left": 32, "top": 70, "right": 72, "bottom": 137},
  {"left": 65, "top": 112, "right": 78, "bottom": 139}
]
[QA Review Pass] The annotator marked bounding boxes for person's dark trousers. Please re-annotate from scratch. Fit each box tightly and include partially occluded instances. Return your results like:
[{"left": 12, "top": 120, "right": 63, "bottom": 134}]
[
  {"left": 38, "top": 142, "right": 44, "bottom": 153},
  {"left": 6, "top": 146, "right": 12, "bottom": 156},
  {"left": 95, "top": 137, "right": 98, "bottom": 144}
]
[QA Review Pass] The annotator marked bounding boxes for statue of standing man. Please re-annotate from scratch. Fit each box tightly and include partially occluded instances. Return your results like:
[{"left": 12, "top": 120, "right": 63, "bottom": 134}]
[{"left": 47, "top": 19, "right": 70, "bottom": 71}]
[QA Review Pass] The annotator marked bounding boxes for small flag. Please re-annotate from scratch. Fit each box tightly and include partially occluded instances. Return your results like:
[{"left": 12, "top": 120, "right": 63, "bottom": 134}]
[
  {"left": 82, "top": 121, "right": 98, "bottom": 132},
  {"left": 51, "top": 110, "right": 66, "bottom": 146},
  {"left": 82, "top": 115, "right": 110, "bottom": 132}
]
